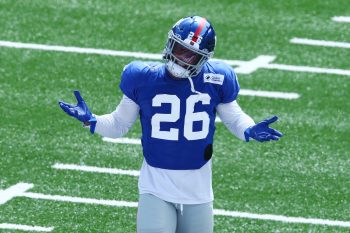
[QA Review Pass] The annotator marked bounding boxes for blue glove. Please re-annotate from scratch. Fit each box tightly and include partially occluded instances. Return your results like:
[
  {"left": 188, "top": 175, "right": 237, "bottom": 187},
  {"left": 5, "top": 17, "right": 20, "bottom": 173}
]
[
  {"left": 244, "top": 116, "right": 283, "bottom": 142},
  {"left": 58, "top": 90, "right": 96, "bottom": 134}
]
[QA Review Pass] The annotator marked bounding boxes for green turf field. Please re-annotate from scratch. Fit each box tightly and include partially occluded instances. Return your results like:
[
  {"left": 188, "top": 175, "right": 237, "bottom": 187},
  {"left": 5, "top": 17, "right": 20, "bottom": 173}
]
[{"left": 1, "top": 0, "right": 350, "bottom": 232}]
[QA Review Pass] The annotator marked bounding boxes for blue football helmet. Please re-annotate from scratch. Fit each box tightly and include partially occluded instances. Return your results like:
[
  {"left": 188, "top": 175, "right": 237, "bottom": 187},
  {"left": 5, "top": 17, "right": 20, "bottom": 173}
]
[{"left": 163, "top": 16, "right": 216, "bottom": 79}]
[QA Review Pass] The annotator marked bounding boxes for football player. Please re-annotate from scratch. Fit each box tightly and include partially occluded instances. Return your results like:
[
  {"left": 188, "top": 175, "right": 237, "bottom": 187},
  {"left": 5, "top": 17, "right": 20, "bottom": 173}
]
[{"left": 59, "top": 16, "right": 283, "bottom": 233}]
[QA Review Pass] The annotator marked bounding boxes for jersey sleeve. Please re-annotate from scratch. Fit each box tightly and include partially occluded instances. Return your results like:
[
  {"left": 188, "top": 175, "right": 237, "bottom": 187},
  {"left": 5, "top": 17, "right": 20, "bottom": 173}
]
[
  {"left": 94, "top": 95, "right": 140, "bottom": 138},
  {"left": 220, "top": 65, "right": 240, "bottom": 103},
  {"left": 119, "top": 61, "right": 143, "bottom": 104}
]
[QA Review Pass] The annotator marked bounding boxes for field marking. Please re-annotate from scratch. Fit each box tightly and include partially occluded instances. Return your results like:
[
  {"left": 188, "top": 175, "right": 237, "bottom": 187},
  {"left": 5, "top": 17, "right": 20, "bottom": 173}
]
[
  {"left": 233, "top": 55, "right": 276, "bottom": 74},
  {"left": 102, "top": 137, "right": 141, "bottom": 144},
  {"left": 0, "top": 183, "right": 33, "bottom": 204},
  {"left": 291, "top": 38, "right": 350, "bottom": 49},
  {"left": 240, "top": 89, "right": 300, "bottom": 99},
  {"left": 52, "top": 163, "right": 140, "bottom": 176},
  {"left": 332, "top": 16, "right": 350, "bottom": 23},
  {"left": 0, "top": 223, "right": 54, "bottom": 232},
  {"left": 21, "top": 192, "right": 139, "bottom": 208},
  {"left": 265, "top": 63, "right": 350, "bottom": 76},
  {"left": 0, "top": 40, "right": 162, "bottom": 60},
  {"left": 1, "top": 183, "right": 349, "bottom": 228},
  {"left": 214, "top": 209, "right": 350, "bottom": 228},
  {"left": 49, "top": 163, "right": 350, "bottom": 228},
  {"left": 1, "top": 40, "right": 350, "bottom": 76}
]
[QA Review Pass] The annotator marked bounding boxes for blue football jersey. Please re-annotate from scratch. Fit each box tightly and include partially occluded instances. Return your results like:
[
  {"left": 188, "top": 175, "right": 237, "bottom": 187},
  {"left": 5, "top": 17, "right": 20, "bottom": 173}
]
[{"left": 119, "top": 60, "right": 240, "bottom": 170}]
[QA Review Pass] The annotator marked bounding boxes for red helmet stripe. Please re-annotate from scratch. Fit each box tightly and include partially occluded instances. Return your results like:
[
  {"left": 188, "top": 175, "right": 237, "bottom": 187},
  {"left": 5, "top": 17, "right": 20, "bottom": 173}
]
[{"left": 192, "top": 17, "right": 207, "bottom": 42}]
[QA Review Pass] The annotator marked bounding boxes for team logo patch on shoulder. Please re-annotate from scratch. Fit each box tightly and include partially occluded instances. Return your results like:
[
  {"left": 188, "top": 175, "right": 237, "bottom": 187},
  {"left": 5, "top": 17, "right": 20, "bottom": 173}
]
[{"left": 203, "top": 73, "right": 224, "bottom": 85}]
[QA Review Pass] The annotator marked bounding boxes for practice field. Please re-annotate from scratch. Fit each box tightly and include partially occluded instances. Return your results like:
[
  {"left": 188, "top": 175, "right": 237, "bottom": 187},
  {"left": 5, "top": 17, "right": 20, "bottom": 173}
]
[{"left": 0, "top": 0, "right": 350, "bottom": 232}]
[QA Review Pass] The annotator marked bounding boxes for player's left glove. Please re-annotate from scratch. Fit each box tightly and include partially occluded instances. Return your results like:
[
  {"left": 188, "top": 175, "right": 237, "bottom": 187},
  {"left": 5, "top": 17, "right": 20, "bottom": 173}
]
[
  {"left": 244, "top": 116, "right": 283, "bottom": 142},
  {"left": 58, "top": 90, "right": 96, "bottom": 134}
]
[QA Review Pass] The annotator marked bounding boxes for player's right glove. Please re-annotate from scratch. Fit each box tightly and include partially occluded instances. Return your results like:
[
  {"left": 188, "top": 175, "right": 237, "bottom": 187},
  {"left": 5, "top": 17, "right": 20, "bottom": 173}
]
[
  {"left": 244, "top": 116, "right": 283, "bottom": 142},
  {"left": 58, "top": 90, "right": 96, "bottom": 134}
]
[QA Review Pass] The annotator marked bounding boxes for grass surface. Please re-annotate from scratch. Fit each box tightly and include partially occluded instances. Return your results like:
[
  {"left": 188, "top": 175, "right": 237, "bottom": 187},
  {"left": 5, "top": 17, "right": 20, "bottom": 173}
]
[{"left": 0, "top": 0, "right": 349, "bottom": 232}]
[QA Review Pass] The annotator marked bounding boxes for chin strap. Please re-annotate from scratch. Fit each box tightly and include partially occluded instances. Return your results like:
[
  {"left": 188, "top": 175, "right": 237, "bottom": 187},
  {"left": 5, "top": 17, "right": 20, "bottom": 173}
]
[{"left": 187, "top": 76, "right": 202, "bottom": 95}]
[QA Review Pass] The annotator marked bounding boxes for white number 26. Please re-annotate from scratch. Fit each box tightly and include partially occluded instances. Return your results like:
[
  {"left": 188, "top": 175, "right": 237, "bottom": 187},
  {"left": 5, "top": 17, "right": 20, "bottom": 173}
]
[{"left": 151, "top": 94, "right": 210, "bottom": 141}]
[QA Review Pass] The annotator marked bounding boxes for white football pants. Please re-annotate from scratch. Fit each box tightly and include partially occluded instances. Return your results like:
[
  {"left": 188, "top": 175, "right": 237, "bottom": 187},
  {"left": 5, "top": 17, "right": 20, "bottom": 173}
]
[{"left": 137, "top": 193, "right": 213, "bottom": 233}]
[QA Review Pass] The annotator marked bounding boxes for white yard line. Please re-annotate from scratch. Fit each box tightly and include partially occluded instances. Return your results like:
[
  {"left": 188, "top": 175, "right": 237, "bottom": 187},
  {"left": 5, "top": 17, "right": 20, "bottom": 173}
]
[
  {"left": 240, "top": 89, "right": 300, "bottom": 99},
  {"left": 265, "top": 63, "right": 350, "bottom": 76},
  {"left": 102, "top": 137, "right": 141, "bottom": 144},
  {"left": 0, "top": 40, "right": 162, "bottom": 60},
  {"left": 28, "top": 192, "right": 350, "bottom": 228},
  {"left": 0, "top": 183, "right": 33, "bottom": 204},
  {"left": 214, "top": 209, "right": 350, "bottom": 228},
  {"left": 21, "top": 192, "right": 139, "bottom": 208},
  {"left": 0, "top": 223, "right": 54, "bottom": 232},
  {"left": 215, "top": 117, "right": 222, "bottom": 123},
  {"left": 0, "top": 40, "right": 350, "bottom": 76},
  {"left": 0, "top": 183, "right": 347, "bottom": 228},
  {"left": 232, "top": 55, "right": 276, "bottom": 74},
  {"left": 52, "top": 163, "right": 140, "bottom": 176},
  {"left": 49, "top": 163, "right": 350, "bottom": 228},
  {"left": 332, "top": 16, "right": 350, "bottom": 23},
  {"left": 291, "top": 38, "right": 350, "bottom": 49}
]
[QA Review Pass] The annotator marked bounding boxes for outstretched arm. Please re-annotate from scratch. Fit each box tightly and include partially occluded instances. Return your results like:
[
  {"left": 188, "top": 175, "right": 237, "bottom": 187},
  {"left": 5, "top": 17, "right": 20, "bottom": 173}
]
[
  {"left": 216, "top": 101, "right": 255, "bottom": 141},
  {"left": 216, "top": 101, "right": 283, "bottom": 142},
  {"left": 94, "top": 95, "right": 140, "bottom": 138},
  {"left": 59, "top": 92, "right": 139, "bottom": 137}
]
